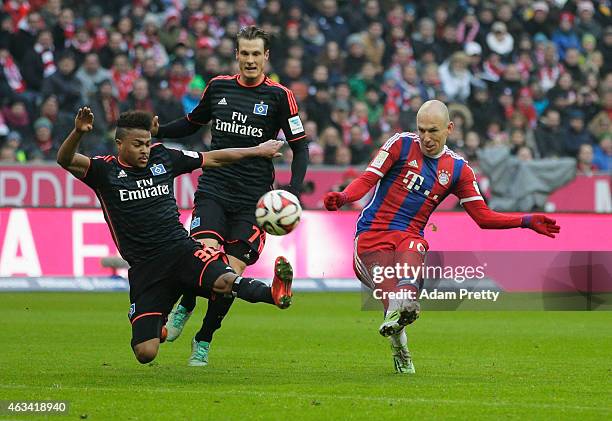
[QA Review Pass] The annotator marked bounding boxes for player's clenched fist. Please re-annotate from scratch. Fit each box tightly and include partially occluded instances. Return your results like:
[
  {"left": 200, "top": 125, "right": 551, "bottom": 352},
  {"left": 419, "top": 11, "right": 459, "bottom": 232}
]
[
  {"left": 324, "top": 191, "right": 347, "bottom": 211},
  {"left": 74, "top": 107, "right": 94, "bottom": 133},
  {"left": 521, "top": 215, "right": 561, "bottom": 238}
]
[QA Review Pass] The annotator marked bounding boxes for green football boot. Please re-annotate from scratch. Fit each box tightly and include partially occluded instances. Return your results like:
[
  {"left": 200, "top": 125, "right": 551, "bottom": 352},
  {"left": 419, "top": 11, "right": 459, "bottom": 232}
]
[
  {"left": 188, "top": 338, "right": 210, "bottom": 367},
  {"left": 165, "top": 304, "right": 192, "bottom": 342},
  {"left": 378, "top": 301, "right": 420, "bottom": 337},
  {"left": 391, "top": 343, "right": 415, "bottom": 374}
]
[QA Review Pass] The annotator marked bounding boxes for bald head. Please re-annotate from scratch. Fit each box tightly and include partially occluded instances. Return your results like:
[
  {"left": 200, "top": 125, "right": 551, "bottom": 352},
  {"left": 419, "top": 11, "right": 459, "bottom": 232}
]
[
  {"left": 417, "top": 100, "right": 450, "bottom": 125},
  {"left": 416, "top": 100, "right": 453, "bottom": 157}
]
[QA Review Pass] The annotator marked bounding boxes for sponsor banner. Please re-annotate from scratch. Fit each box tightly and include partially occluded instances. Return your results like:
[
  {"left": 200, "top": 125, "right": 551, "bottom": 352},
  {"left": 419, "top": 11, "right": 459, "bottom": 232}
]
[
  {"left": 0, "top": 209, "right": 611, "bottom": 291},
  {"left": 1, "top": 165, "right": 610, "bottom": 211},
  {"left": 0, "top": 277, "right": 360, "bottom": 292},
  {"left": 2, "top": 275, "right": 609, "bottom": 311},
  {"left": 0, "top": 276, "right": 129, "bottom": 291}
]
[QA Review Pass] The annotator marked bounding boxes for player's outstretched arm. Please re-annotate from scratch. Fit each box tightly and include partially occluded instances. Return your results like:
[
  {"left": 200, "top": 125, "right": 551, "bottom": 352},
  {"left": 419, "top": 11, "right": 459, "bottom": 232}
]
[
  {"left": 324, "top": 133, "right": 402, "bottom": 211},
  {"left": 203, "top": 139, "right": 283, "bottom": 168},
  {"left": 463, "top": 200, "right": 561, "bottom": 238},
  {"left": 323, "top": 170, "right": 380, "bottom": 211},
  {"left": 151, "top": 115, "right": 200, "bottom": 138},
  {"left": 57, "top": 107, "right": 93, "bottom": 179}
]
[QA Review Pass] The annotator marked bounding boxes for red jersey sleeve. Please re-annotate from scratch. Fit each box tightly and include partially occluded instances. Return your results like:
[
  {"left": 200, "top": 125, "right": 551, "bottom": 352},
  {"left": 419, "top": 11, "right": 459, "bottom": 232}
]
[
  {"left": 342, "top": 134, "right": 404, "bottom": 202},
  {"left": 365, "top": 134, "right": 403, "bottom": 178},
  {"left": 452, "top": 163, "right": 484, "bottom": 205},
  {"left": 454, "top": 162, "right": 522, "bottom": 229}
]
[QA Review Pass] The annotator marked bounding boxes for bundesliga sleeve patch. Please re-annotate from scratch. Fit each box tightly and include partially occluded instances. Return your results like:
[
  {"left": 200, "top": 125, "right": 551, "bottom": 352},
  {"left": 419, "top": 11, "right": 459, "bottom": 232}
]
[
  {"left": 182, "top": 150, "right": 200, "bottom": 159},
  {"left": 370, "top": 150, "right": 389, "bottom": 169},
  {"left": 288, "top": 116, "right": 304, "bottom": 135}
]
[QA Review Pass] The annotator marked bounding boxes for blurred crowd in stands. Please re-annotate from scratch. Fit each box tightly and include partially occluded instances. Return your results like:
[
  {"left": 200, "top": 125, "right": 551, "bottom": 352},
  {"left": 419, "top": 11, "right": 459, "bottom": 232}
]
[{"left": 0, "top": 0, "right": 611, "bottom": 175}]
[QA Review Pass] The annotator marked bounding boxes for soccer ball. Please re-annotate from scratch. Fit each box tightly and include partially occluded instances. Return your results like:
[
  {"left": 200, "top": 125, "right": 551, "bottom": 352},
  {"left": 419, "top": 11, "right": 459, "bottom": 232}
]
[{"left": 255, "top": 190, "right": 302, "bottom": 235}]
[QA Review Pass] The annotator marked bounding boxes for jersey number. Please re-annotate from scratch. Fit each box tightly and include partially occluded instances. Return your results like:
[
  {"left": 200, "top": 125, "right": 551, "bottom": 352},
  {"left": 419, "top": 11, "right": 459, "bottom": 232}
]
[
  {"left": 248, "top": 225, "right": 262, "bottom": 243},
  {"left": 194, "top": 247, "right": 221, "bottom": 264}
]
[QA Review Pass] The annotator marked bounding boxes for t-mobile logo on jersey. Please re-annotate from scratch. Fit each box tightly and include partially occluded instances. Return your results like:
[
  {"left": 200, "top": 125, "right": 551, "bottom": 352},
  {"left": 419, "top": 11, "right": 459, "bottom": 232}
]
[
  {"left": 403, "top": 170, "right": 424, "bottom": 190},
  {"left": 402, "top": 170, "right": 439, "bottom": 200},
  {"left": 119, "top": 178, "right": 171, "bottom": 201},
  {"left": 214, "top": 111, "right": 264, "bottom": 137}
]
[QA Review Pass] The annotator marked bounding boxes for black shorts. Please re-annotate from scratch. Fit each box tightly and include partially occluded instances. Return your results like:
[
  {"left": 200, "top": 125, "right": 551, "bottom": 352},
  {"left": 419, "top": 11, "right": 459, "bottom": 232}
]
[
  {"left": 190, "top": 193, "right": 266, "bottom": 265},
  {"left": 127, "top": 242, "right": 234, "bottom": 346}
]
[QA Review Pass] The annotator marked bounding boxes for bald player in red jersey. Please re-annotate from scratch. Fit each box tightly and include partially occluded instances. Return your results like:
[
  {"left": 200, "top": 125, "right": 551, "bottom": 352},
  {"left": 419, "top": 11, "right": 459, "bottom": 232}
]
[{"left": 324, "top": 100, "right": 560, "bottom": 374}]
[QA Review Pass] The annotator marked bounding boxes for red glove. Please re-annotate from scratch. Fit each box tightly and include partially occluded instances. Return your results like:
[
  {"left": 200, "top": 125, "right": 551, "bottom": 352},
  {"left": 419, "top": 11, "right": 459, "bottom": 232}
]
[
  {"left": 521, "top": 215, "right": 561, "bottom": 238},
  {"left": 324, "top": 192, "right": 347, "bottom": 211}
]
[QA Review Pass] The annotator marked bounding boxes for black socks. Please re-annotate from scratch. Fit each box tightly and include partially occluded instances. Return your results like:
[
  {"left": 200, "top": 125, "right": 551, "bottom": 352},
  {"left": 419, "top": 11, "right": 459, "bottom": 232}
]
[
  {"left": 194, "top": 295, "right": 235, "bottom": 342},
  {"left": 232, "top": 277, "right": 274, "bottom": 304}
]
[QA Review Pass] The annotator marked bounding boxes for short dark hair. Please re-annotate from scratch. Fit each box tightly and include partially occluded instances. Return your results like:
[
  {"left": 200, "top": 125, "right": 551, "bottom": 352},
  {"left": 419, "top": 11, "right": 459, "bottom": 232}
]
[
  {"left": 57, "top": 51, "right": 76, "bottom": 63},
  {"left": 115, "top": 110, "right": 152, "bottom": 140},
  {"left": 236, "top": 25, "right": 270, "bottom": 51}
]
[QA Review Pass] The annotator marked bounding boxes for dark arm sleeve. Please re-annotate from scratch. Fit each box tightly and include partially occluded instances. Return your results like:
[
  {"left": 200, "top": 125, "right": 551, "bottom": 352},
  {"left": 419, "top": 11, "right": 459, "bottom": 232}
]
[
  {"left": 277, "top": 87, "right": 308, "bottom": 195},
  {"left": 278, "top": 89, "right": 306, "bottom": 143},
  {"left": 163, "top": 145, "right": 205, "bottom": 176},
  {"left": 288, "top": 139, "right": 309, "bottom": 195},
  {"left": 81, "top": 157, "right": 107, "bottom": 188},
  {"left": 156, "top": 117, "right": 201, "bottom": 139}
]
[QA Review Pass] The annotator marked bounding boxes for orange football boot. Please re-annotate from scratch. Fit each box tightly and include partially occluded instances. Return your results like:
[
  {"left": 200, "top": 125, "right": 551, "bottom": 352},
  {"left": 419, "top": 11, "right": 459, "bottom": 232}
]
[{"left": 271, "top": 256, "right": 293, "bottom": 309}]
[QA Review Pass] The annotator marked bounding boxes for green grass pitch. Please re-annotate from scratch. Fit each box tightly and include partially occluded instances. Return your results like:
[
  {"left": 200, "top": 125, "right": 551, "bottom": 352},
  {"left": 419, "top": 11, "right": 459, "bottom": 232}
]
[{"left": 1, "top": 292, "right": 610, "bottom": 420}]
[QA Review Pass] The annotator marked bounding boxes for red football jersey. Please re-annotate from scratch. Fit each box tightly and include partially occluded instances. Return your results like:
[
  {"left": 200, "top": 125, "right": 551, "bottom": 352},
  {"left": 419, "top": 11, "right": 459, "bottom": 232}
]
[{"left": 356, "top": 132, "right": 483, "bottom": 238}]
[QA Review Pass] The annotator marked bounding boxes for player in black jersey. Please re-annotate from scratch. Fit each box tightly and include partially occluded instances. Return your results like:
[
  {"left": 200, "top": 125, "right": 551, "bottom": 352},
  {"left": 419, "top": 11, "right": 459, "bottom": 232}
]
[
  {"left": 57, "top": 107, "right": 294, "bottom": 364},
  {"left": 151, "top": 26, "right": 309, "bottom": 365}
]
